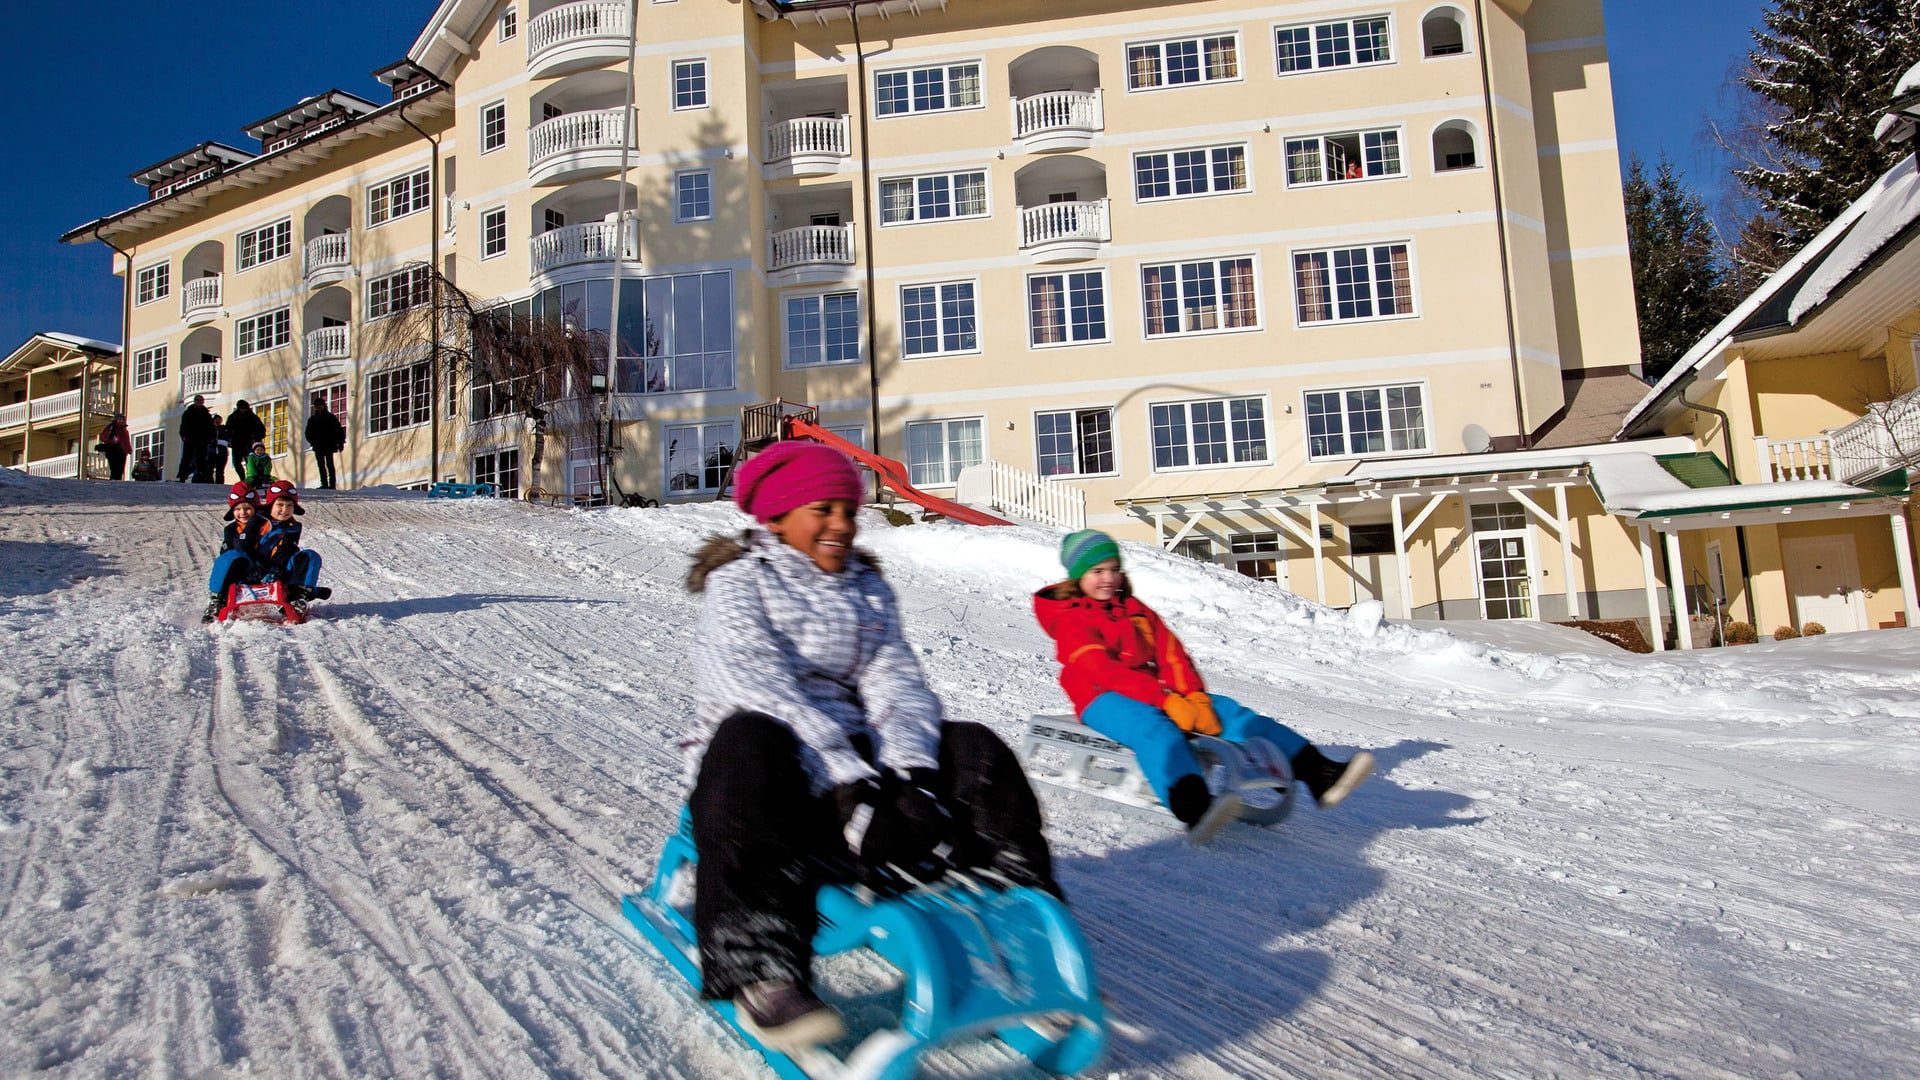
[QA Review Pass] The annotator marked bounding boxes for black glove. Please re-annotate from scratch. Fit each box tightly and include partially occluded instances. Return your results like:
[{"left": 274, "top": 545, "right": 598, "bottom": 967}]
[{"left": 858, "top": 769, "right": 951, "bottom": 891}]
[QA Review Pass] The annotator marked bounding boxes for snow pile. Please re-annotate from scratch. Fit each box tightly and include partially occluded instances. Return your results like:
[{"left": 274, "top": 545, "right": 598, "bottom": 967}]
[{"left": 2, "top": 478, "right": 1918, "bottom": 1077}]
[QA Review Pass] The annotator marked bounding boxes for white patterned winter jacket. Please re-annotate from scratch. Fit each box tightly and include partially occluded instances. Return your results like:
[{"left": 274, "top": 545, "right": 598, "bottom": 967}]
[{"left": 688, "top": 531, "right": 945, "bottom": 794}]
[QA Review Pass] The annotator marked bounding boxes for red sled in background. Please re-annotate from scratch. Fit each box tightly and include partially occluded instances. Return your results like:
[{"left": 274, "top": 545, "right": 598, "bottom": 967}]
[{"left": 215, "top": 581, "right": 309, "bottom": 625}]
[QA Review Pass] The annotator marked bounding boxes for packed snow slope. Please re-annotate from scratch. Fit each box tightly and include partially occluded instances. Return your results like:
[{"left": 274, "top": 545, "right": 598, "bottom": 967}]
[{"left": 3, "top": 474, "right": 1918, "bottom": 1079}]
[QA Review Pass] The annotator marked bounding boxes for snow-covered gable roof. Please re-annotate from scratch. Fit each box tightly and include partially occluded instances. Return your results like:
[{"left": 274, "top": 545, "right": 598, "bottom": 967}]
[
  {"left": 1, "top": 332, "right": 119, "bottom": 373},
  {"left": 407, "top": 0, "right": 498, "bottom": 81}
]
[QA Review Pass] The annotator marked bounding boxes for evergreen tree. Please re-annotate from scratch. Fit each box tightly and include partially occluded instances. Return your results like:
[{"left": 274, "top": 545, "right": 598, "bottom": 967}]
[
  {"left": 1625, "top": 155, "right": 1732, "bottom": 382},
  {"left": 1734, "top": 0, "right": 1920, "bottom": 250}
]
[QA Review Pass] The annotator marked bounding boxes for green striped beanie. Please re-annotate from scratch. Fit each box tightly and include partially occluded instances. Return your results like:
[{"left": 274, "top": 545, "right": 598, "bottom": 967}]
[{"left": 1061, "top": 529, "right": 1121, "bottom": 580}]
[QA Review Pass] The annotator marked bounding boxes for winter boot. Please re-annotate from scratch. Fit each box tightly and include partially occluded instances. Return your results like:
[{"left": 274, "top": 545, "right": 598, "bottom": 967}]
[
  {"left": 309, "top": 586, "right": 332, "bottom": 601},
  {"left": 1168, "top": 774, "right": 1242, "bottom": 847},
  {"left": 733, "top": 979, "right": 846, "bottom": 1054},
  {"left": 202, "top": 593, "right": 224, "bottom": 623},
  {"left": 1292, "top": 746, "right": 1376, "bottom": 809}
]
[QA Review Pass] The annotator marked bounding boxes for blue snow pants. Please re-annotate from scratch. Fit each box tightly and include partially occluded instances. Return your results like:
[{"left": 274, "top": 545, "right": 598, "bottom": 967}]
[
  {"left": 207, "top": 552, "right": 254, "bottom": 596},
  {"left": 1079, "top": 692, "right": 1308, "bottom": 809},
  {"left": 286, "top": 550, "right": 323, "bottom": 588}
]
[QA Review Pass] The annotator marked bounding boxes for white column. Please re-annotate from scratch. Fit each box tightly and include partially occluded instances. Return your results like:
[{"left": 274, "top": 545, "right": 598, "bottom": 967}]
[
  {"left": 1309, "top": 502, "right": 1328, "bottom": 605},
  {"left": 1665, "top": 528, "right": 1694, "bottom": 649},
  {"left": 1391, "top": 494, "right": 1414, "bottom": 620},
  {"left": 1555, "top": 485, "right": 1581, "bottom": 621},
  {"left": 1638, "top": 524, "right": 1666, "bottom": 652},
  {"left": 1891, "top": 508, "right": 1919, "bottom": 629}
]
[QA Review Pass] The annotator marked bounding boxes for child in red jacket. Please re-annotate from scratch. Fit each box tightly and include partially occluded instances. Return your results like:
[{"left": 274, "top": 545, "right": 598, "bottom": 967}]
[{"left": 1034, "top": 529, "right": 1374, "bottom": 844}]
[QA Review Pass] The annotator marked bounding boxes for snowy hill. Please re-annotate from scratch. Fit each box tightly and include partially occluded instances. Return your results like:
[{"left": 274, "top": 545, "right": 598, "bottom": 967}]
[{"left": 3, "top": 472, "right": 1918, "bottom": 1078}]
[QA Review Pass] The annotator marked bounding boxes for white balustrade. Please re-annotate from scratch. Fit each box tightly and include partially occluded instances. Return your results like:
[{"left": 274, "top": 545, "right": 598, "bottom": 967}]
[
  {"left": 526, "top": 0, "right": 630, "bottom": 66},
  {"left": 765, "top": 116, "right": 850, "bottom": 162},
  {"left": 15, "top": 452, "right": 108, "bottom": 479},
  {"left": 181, "top": 362, "right": 221, "bottom": 398},
  {"left": 530, "top": 218, "right": 639, "bottom": 276},
  {"left": 182, "top": 275, "right": 222, "bottom": 320},
  {"left": 27, "top": 389, "right": 85, "bottom": 423},
  {"left": 1018, "top": 199, "right": 1111, "bottom": 249},
  {"left": 304, "top": 233, "right": 351, "bottom": 284},
  {"left": 528, "top": 108, "right": 633, "bottom": 171},
  {"left": 1830, "top": 388, "right": 1920, "bottom": 484},
  {"left": 1012, "top": 89, "right": 1104, "bottom": 141},
  {"left": 304, "top": 325, "right": 350, "bottom": 371},
  {"left": 1755, "top": 434, "right": 1833, "bottom": 482},
  {"left": 0, "top": 401, "right": 26, "bottom": 428},
  {"left": 768, "top": 225, "right": 856, "bottom": 272},
  {"left": 988, "top": 459, "right": 1086, "bottom": 531}
]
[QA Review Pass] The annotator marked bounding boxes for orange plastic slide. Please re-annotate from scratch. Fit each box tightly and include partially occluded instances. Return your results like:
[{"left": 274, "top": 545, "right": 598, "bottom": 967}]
[{"left": 783, "top": 416, "right": 1013, "bottom": 527}]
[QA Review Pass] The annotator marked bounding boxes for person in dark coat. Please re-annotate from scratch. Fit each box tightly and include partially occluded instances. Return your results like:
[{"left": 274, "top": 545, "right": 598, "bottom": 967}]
[
  {"left": 177, "top": 395, "right": 213, "bottom": 482},
  {"left": 97, "top": 413, "right": 133, "bottom": 480},
  {"left": 224, "top": 400, "right": 266, "bottom": 471},
  {"left": 207, "top": 413, "right": 234, "bottom": 484},
  {"left": 304, "top": 399, "right": 345, "bottom": 490},
  {"left": 131, "top": 451, "right": 161, "bottom": 482}
]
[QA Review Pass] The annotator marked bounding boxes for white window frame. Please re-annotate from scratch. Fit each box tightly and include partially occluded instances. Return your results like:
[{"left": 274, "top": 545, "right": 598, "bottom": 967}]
[
  {"left": 368, "top": 168, "right": 431, "bottom": 227},
  {"left": 1124, "top": 32, "right": 1243, "bottom": 92},
  {"left": 878, "top": 169, "right": 989, "bottom": 226},
  {"left": 367, "top": 264, "right": 434, "bottom": 320},
  {"left": 497, "top": 5, "right": 516, "bottom": 40},
  {"left": 134, "top": 263, "right": 170, "bottom": 306},
  {"left": 1230, "top": 532, "right": 1288, "bottom": 587},
  {"left": 1132, "top": 142, "right": 1251, "bottom": 203},
  {"left": 311, "top": 383, "right": 348, "bottom": 427},
  {"left": 1283, "top": 126, "right": 1407, "bottom": 187},
  {"left": 235, "top": 307, "right": 292, "bottom": 357},
  {"left": 1140, "top": 255, "right": 1261, "bottom": 338},
  {"left": 1026, "top": 269, "right": 1110, "bottom": 349},
  {"left": 480, "top": 100, "right": 508, "bottom": 154},
  {"left": 1147, "top": 395, "right": 1272, "bottom": 473},
  {"left": 662, "top": 420, "right": 736, "bottom": 496},
  {"left": 1291, "top": 241, "right": 1418, "bottom": 326},
  {"left": 1470, "top": 497, "right": 1536, "bottom": 620},
  {"left": 673, "top": 168, "right": 714, "bottom": 223},
  {"left": 473, "top": 447, "right": 521, "bottom": 499},
  {"left": 133, "top": 344, "right": 168, "bottom": 388},
  {"left": 236, "top": 219, "right": 292, "bottom": 271},
  {"left": 874, "top": 60, "right": 985, "bottom": 118},
  {"left": 1301, "top": 380, "right": 1431, "bottom": 461},
  {"left": 256, "top": 397, "right": 293, "bottom": 457},
  {"left": 1274, "top": 14, "right": 1395, "bottom": 75},
  {"left": 903, "top": 416, "right": 985, "bottom": 488},
  {"left": 783, "top": 289, "right": 863, "bottom": 369},
  {"left": 480, "top": 206, "right": 508, "bottom": 260},
  {"left": 133, "top": 429, "right": 165, "bottom": 473},
  {"left": 898, "top": 279, "right": 980, "bottom": 359},
  {"left": 672, "top": 58, "right": 709, "bottom": 110},
  {"left": 366, "top": 359, "right": 433, "bottom": 436},
  {"left": 1033, "top": 405, "right": 1118, "bottom": 478}
]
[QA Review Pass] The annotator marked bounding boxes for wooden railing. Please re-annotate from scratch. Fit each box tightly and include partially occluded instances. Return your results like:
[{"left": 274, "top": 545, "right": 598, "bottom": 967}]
[
  {"left": 765, "top": 116, "right": 850, "bottom": 162},
  {"left": 987, "top": 459, "right": 1086, "bottom": 531},
  {"left": 26, "top": 387, "right": 115, "bottom": 424},
  {"left": 768, "top": 224, "right": 855, "bottom": 271}
]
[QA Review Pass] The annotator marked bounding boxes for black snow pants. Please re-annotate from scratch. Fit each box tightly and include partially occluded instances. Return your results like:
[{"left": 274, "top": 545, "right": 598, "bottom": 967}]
[{"left": 689, "top": 711, "right": 1059, "bottom": 1000}]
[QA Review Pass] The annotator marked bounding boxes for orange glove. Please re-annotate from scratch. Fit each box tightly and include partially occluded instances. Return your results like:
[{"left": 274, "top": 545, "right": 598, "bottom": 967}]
[
  {"left": 1162, "top": 692, "right": 1223, "bottom": 736},
  {"left": 1184, "top": 691, "right": 1223, "bottom": 736}
]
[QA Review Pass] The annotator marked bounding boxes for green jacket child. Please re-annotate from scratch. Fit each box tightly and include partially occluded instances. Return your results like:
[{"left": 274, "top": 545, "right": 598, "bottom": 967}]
[{"left": 242, "top": 442, "right": 274, "bottom": 487}]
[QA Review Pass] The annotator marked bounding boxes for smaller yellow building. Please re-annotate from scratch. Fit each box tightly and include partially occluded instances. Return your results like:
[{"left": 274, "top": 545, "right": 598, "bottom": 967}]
[{"left": 0, "top": 333, "right": 121, "bottom": 479}]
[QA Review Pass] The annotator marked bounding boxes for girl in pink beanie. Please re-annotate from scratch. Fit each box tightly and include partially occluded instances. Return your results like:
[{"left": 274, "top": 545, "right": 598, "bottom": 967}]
[{"left": 677, "top": 440, "right": 1059, "bottom": 1053}]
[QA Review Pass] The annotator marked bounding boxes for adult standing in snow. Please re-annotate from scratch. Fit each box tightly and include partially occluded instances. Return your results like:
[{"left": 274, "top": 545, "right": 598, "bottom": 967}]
[
  {"left": 177, "top": 395, "right": 213, "bottom": 482},
  {"left": 207, "top": 413, "right": 232, "bottom": 484},
  {"left": 683, "top": 441, "right": 1059, "bottom": 1055},
  {"left": 304, "top": 398, "right": 344, "bottom": 490},
  {"left": 96, "top": 413, "right": 132, "bottom": 480},
  {"left": 224, "top": 400, "right": 265, "bottom": 477},
  {"left": 1035, "top": 530, "right": 1375, "bottom": 843}
]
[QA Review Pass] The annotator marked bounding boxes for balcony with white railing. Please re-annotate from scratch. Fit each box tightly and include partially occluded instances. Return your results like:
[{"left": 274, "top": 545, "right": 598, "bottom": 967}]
[
  {"left": 1756, "top": 434, "right": 1833, "bottom": 482},
  {"left": 304, "top": 325, "right": 350, "bottom": 379},
  {"left": 528, "top": 107, "right": 635, "bottom": 185},
  {"left": 526, "top": 0, "right": 631, "bottom": 79},
  {"left": 22, "top": 387, "right": 115, "bottom": 428},
  {"left": 13, "top": 451, "right": 108, "bottom": 479},
  {"left": 764, "top": 116, "right": 851, "bottom": 179},
  {"left": 1829, "top": 389, "right": 1920, "bottom": 485},
  {"left": 768, "top": 224, "right": 856, "bottom": 284},
  {"left": 181, "top": 362, "right": 220, "bottom": 399},
  {"left": 0, "top": 400, "right": 25, "bottom": 430},
  {"left": 1018, "top": 199, "right": 1110, "bottom": 264},
  {"left": 1012, "top": 89, "right": 1104, "bottom": 152},
  {"left": 530, "top": 217, "right": 640, "bottom": 281},
  {"left": 304, "top": 234, "right": 351, "bottom": 288},
  {"left": 182, "top": 275, "right": 222, "bottom": 325}
]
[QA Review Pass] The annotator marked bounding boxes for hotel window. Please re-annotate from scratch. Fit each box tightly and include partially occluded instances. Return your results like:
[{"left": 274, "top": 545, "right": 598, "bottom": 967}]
[
  {"left": 875, "top": 62, "right": 982, "bottom": 116},
  {"left": 367, "top": 360, "right": 432, "bottom": 434},
  {"left": 1028, "top": 270, "right": 1107, "bottom": 347},
  {"left": 1151, "top": 397, "right": 1268, "bottom": 470},
  {"left": 133, "top": 344, "right": 168, "bottom": 388},
  {"left": 664, "top": 421, "right": 735, "bottom": 495},
  {"left": 1126, "top": 34, "right": 1239, "bottom": 90},
  {"left": 1035, "top": 408, "right": 1115, "bottom": 476},
  {"left": 905, "top": 417, "right": 983, "bottom": 486},
  {"left": 133, "top": 429, "right": 164, "bottom": 473},
  {"left": 474, "top": 448, "right": 520, "bottom": 499},
  {"left": 1231, "top": 533, "right": 1284, "bottom": 583},
  {"left": 879, "top": 170, "right": 987, "bottom": 224},
  {"left": 674, "top": 169, "right": 713, "bottom": 222},
  {"left": 237, "top": 220, "right": 292, "bottom": 270},
  {"left": 1293, "top": 243, "right": 1414, "bottom": 323},
  {"left": 368, "top": 168, "right": 431, "bottom": 226},
  {"left": 135, "top": 263, "right": 170, "bottom": 305},
  {"left": 311, "top": 383, "right": 347, "bottom": 424},
  {"left": 1141, "top": 257, "right": 1258, "bottom": 336},
  {"left": 480, "top": 101, "right": 507, "bottom": 153},
  {"left": 367, "top": 264, "right": 434, "bottom": 319},
  {"left": 257, "top": 398, "right": 292, "bottom": 456},
  {"left": 1285, "top": 129, "right": 1404, "bottom": 185},
  {"left": 673, "top": 59, "right": 708, "bottom": 109},
  {"left": 1275, "top": 16, "right": 1393, "bottom": 74},
  {"left": 1304, "top": 383, "right": 1428, "bottom": 459},
  {"left": 900, "top": 281, "right": 977, "bottom": 357},
  {"left": 1134, "top": 144, "right": 1248, "bottom": 201},
  {"left": 235, "top": 308, "right": 292, "bottom": 357},
  {"left": 785, "top": 291, "right": 861, "bottom": 367},
  {"left": 613, "top": 270, "right": 736, "bottom": 395},
  {"left": 481, "top": 207, "right": 508, "bottom": 259},
  {"left": 497, "top": 5, "right": 516, "bottom": 40}
]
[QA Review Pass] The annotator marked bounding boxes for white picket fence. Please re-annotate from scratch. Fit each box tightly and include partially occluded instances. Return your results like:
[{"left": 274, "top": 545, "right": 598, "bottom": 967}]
[{"left": 976, "top": 459, "right": 1086, "bottom": 531}]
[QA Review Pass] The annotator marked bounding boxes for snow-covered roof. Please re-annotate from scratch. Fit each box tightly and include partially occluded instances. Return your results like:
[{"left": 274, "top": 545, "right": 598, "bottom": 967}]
[
  {"left": 1787, "top": 155, "right": 1920, "bottom": 325},
  {"left": 1318, "top": 437, "right": 1698, "bottom": 488},
  {"left": 1, "top": 332, "right": 120, "bottom": 372},
  {"left": 1585, "top": 453, "right": 1881, "bottom": 519},
  {"left": 1899, "top": 60, "right": 1920, "bottom": 99}
]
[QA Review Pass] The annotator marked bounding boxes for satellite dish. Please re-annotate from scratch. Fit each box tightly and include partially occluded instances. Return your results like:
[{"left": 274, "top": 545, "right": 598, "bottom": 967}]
[{"left": 1462, "top": 423, "right": 1493, "bottom": 453}]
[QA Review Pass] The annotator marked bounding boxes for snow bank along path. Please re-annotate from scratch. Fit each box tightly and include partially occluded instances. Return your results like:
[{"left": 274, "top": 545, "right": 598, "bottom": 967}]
[{"left": 2, "top": 474, "right": 1917, "bottom": 1078}]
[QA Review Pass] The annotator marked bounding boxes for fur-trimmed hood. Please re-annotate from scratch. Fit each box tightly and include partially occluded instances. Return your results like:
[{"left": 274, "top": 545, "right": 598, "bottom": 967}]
[{"left": 686, "top": 529, "right": 881, "bottom": 592}]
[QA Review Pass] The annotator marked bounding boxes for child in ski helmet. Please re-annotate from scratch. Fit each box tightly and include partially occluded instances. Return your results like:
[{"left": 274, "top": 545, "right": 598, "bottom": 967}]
[
  {"left": 202, "top": 488, "right": 268, "bottom": 622},
  {"left": 253, "top": 482, "right": 331, "bottom": 614},
  {"left": 1034, "top": 529, "right": 1375, "bottom": 844},
  {"left": 683, "top": 440, "right": 1058, "bottom": 1055}
]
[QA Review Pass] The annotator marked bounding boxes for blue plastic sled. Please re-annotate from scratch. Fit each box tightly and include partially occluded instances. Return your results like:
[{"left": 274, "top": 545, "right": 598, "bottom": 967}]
[{"left": 623, "top": 810, "right": 1106, "bottom": 1080}]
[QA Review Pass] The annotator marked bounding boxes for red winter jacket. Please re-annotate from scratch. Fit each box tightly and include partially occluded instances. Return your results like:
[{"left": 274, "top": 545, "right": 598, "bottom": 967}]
[{"left": 1032, "top": 581, "right": 1205, "bottom": 716}]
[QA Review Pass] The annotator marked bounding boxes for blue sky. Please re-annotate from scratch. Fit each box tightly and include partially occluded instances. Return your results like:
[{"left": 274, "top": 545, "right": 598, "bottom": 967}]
[{"left": 0, "top": 0, "right": 1766, "bottom": 353}]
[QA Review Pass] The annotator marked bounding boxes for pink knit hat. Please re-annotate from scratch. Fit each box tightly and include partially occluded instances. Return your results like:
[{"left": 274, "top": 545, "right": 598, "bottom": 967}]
[{"left": 733, "top": 441, "right": 862, "bottom": 523}]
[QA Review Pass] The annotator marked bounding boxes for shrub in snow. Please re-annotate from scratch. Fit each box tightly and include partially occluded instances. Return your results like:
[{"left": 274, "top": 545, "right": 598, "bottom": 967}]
[
  {"left": 1724, "top": 621, "right": 1759, "bottom": 645},
  {"left": 1802, "top": 622, "right": 1827, "bottom": 636},
  {"left": 1774, "top": 624, "right": 1802, "bottom": 640}
]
